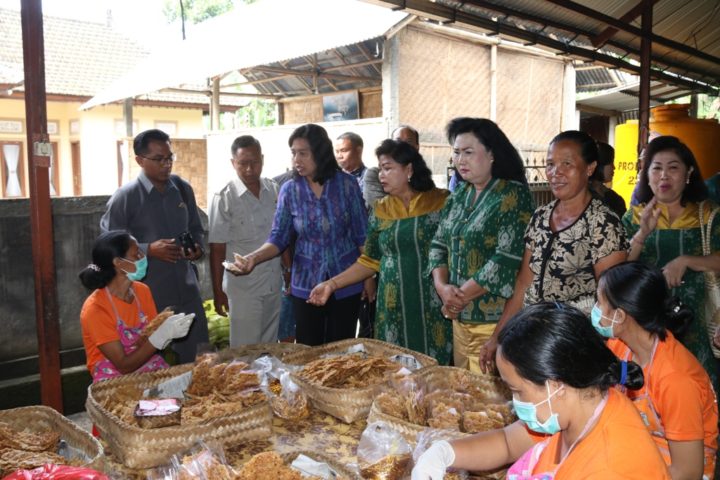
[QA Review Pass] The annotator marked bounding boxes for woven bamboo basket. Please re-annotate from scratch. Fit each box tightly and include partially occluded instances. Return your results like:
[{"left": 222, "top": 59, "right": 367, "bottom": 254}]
[
  {"left": 0, "top": 405, "right": 103, "bottom": 470},
  {"left": 367, "top": 366, "right": 513, "bottom": 446},
  {"left": 285, "top": 338, "right": 438, "bottom": 423},
  {"left": 86, "top": 364, "right": 272, "bottom": 469},
  {"left": 216, "top": 341, "right": 309, "bottom": 363}
]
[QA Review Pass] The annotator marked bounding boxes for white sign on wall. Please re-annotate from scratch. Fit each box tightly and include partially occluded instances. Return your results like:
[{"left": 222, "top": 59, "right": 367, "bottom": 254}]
[{"left": 0, "top": 119, "right": 23, "bottom": 134}]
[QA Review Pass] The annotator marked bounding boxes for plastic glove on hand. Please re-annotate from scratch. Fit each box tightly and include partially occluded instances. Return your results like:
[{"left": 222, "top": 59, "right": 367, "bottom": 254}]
[
  {"left": 411, "top": 440, "right": 456, "bottom": 480},
  {"left": 148, "top": 313, "right": 195, "bottom": 349},
  {"left": 172, "top": 313, "right": 195, "bottom": 339}
]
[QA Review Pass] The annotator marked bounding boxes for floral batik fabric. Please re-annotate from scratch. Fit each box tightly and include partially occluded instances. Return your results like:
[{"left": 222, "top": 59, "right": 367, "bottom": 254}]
[{"left": 524, "top": 197, "right": 628, "bottom": 314}]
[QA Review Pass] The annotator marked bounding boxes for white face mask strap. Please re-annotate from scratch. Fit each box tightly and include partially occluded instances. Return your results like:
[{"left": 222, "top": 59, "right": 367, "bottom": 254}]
[{"left": 545, "top": 381, "right": 563, "bottom": 415}]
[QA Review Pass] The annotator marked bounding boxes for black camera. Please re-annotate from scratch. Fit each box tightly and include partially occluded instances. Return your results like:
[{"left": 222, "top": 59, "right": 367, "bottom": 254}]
[{"left": 177, "top": 231, "right": 196, "bottom": 256}]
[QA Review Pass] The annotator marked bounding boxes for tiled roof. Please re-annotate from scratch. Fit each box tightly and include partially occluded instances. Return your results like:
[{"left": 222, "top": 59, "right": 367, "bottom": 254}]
[
  {"left": 0, "top": 8, "right": 149, "bottom": 97},
  {"left": 0, "top": 8, "right": 247, "bottom": 107}
]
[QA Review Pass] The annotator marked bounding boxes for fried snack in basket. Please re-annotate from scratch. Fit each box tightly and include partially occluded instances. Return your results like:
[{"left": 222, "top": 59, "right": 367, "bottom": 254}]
[
  {"left": 424, "top": 390, "right": 470, "bottom": 414},
  {"left": 185, "top": 354, "right": 220, "bottom": 396},
  {"left": 375, "top": 392, "right": 408, "bottom": 421},
  {"left": 141, "top": 308, "right": 174, "bottom": 337},
  {"left": 177, "top": 450, "right": 235, "bottom": 480},
  {"left": 427, "top": 403, "right": 461, "bottom": 430},
  {"left": 359, "top": 454, "right": 411, "bottom": 480},
  {"left": 0, "top": 422, "right": 60, "bottom": 452},
  {"left": 236, "top": 451, "right": 322, "bottom": 480},
  {"left": 462, "top": 410, "right": 505, "bottom": 434},
  {"left": 0, "top": 447, "right": 67, "bottom": 476},
  {"left": 298, "top": 353, "right": 400, "bottom": 388},
  {"left": 270, "top": 392, "right": 310, "bottom": 421}
]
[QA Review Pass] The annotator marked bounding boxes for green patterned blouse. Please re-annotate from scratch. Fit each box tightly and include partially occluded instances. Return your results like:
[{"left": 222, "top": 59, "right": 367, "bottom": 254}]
[
  {"left": 358, "top": 188, "right": 452, "bottom": 364},
  {"left": 427, "top": 178, "right": 534, "bottom": 324}
]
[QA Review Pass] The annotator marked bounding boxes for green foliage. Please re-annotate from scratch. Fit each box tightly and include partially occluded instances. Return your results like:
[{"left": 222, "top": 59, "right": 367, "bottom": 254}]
[
  {"left": 204, "top": 299, "right": 230, "bottom": 349},
  {"left": 163, "top": 0, "right": 239, "bottom": 25},
  {"left": 236, "top": 99, "right": 277, "bottom": 128}
]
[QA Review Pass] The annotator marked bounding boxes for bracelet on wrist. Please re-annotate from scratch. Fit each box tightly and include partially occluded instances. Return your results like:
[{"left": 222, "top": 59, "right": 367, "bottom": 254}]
[{"left": 329, "top": 278, "right": 339, "bottom": 291}]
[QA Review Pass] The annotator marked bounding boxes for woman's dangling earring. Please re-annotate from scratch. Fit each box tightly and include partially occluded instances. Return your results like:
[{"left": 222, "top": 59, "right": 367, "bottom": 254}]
[{"left": 408, "top": 176, "right": 412, "bottom": 183}]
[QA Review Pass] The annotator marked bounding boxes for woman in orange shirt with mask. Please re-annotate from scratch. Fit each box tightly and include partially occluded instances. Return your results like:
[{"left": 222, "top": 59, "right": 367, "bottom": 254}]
[
  {"left": 595, "top": 261, "right": 718, "bottom": 479},
  {"left": 413, "top": 302, "right": 670, "bottom": 479}
]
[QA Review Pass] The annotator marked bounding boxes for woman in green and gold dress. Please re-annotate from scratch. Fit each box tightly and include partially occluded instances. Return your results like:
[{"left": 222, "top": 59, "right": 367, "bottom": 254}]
[
  {"left": 308, "top": 139, "right": 452, "bottom": 363},
  {"left": 428, "top": 117, "right": 534, "bottom": 372},
  {"left": 624, "top": 135, "right": 720, "bottom": 389}
]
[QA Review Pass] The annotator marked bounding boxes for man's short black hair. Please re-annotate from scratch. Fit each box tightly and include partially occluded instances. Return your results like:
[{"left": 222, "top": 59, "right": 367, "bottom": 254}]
[
  {"left": 133, "top": 129, "right": 170, "bottom": 156},
  {"left": 231, "top": 135, "right": 262, "bottom": 156},
  {"left": 337, "top": 132, "right": 363, "bottom": 149}
]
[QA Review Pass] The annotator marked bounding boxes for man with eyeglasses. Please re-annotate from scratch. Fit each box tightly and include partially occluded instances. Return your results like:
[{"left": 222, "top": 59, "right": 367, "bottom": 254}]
[
  {"left": 100, "top": 129, "right": 209, "bottom": 364},
  {"left": 208, "top": 135, "right": 283, "bottom": 346}
]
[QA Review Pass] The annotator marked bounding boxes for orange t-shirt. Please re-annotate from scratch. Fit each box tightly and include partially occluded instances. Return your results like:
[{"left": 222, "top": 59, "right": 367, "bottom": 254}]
[
  {"left": 608, "top": 332, "right": 719, "bottom": 451},
  {"left": 531, "top": 389, "right": 670, "bottom": 479},
  {"left": 80, "top": 282, "right": 158, "bottom": 374}
]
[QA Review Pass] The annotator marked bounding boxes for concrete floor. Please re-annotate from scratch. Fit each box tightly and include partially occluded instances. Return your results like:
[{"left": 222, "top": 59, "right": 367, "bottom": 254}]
[{"left": 66, "top": 410, "right": 93, "bottom": 433}]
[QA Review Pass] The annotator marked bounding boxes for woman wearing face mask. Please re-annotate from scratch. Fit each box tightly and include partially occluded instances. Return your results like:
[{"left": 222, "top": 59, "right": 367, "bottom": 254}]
[
  {"left": 413, "top": 302, "right": 670, "bottom": 480},
  {"left": 79, "top": 230, "right": 194, "bottom": 382},
  {"left": 595, "top": 261, "right": 718, "bottom": 480}
]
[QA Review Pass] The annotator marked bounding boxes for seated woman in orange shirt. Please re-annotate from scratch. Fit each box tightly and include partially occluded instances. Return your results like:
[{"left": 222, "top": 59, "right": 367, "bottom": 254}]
[
  {"left": 595, "top": 261, "right": 718, "bottom": 480},
  {"left": 413, "top": 302, "right": 670, "bottom": 480},
  {"left": 79, "top": 230, "right": 194, "bottom": 382}
]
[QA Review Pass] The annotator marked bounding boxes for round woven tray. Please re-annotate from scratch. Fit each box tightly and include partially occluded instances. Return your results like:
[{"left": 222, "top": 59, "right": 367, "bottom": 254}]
[
  {"left": 285, "top": 338, "right": 438, "bottom": 423},
  {"left": 0, "top": 405, "right": 103, "bottom": 470},
  {"left": 86, "top": 364, "right": 272, "bottom": 469}
]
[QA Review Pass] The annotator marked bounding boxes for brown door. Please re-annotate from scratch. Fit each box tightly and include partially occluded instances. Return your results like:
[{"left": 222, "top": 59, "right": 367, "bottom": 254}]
[{"left": 71, "top": 141, "right": 82, "bottom": 196}]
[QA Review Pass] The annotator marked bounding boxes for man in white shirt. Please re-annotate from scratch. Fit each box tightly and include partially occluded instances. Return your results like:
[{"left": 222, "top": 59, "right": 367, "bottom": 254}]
[{"left": 208, "top": 136, "right": 281, "bottom": 345}]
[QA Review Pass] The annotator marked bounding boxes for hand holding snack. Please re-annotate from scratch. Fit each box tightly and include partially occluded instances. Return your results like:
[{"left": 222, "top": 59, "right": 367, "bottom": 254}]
[
  {"left": 148, "top": 313, "right": 195, "bottom": 349},
  {"left": 231, "top": 252, "right": 256, "bottom": 275}
]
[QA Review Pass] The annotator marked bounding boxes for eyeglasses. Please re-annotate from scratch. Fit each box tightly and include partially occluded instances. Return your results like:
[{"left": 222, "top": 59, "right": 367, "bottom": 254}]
[{"left": 140, "top": 153, "right": 176, "bottom": 165}]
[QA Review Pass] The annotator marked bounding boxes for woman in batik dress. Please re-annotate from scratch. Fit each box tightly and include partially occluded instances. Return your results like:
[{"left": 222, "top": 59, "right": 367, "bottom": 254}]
[{"left": 308, "top": 139, "right": 452, "bottom": 364}]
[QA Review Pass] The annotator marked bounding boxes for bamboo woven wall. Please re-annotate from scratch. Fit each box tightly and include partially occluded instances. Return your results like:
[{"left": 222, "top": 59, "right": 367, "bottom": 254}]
[
  {"left": 280, "top": 90, "right": 381, "bottom": 125},
  {"left": 496, "top": 51, "right": 564, "bottom": 148},
  {"left": 126, "top": 138, "right": 208, "bottom": 211},
  {"left": 391, "top": 26, "right": 564, "bottom": 178},
  {"left": 396, "top": 26, "right": 491, "bottom": 147},
  {"left": 282, "top": 97, "right": 323, "bottom": 125}
]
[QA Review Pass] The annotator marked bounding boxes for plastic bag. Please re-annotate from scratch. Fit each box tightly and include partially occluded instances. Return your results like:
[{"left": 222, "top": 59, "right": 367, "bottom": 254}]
[
  {"left": 269, "top": 371, "right": 310, "bottom": 421},
  {"left": 1, "top": 464, "right": 109, "bottom": 480},
  {"left": 374, "top": 370, "right": 426, "bottom": 426},
  {"left": 413, "top": 429, "right": 468, "bottom": 480},
  {"left": 357, "top": 421, "right": 412, "bottom": 480},
  {"left": 146, "top": 441, "right": 235, "bottom": 480}
]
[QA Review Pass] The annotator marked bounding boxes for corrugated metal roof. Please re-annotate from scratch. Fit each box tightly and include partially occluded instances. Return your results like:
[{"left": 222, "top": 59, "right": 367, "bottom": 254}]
[
  {"left": 82, "top": 0, "right": 407, "bottom": 109},
  {"left": 576, "top": 80, "right": 692, "bottom": 112},
  {"left": 365, "top": 0, "right": 720, "bottom": 94}
]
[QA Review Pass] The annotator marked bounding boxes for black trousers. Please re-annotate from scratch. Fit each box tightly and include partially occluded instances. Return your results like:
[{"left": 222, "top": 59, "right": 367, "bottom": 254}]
[{"left": 292, "top": 293, "right": 361, "bottom": 346}]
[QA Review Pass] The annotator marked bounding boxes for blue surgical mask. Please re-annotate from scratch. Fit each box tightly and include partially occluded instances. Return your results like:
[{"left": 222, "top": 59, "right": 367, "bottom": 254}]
[
  {"left": 591, "top": 303, "right": 619, "bottom": 338},
  {"left": 122, "top": 255, "right": 148, "bottom": 281},
  {"left": 512, "top": 382, "right": 563, "bottom": 435}
]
